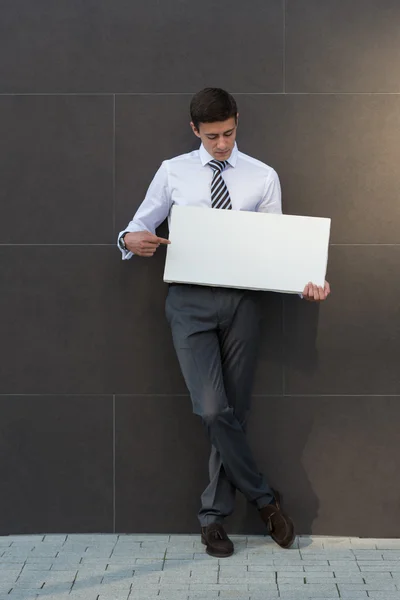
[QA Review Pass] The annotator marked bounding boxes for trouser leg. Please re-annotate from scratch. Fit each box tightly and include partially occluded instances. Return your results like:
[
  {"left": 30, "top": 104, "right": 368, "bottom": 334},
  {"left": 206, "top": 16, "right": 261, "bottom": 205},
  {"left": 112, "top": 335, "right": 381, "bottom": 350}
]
[{"left": 166, "top": 285, "right": 273, "bottom": 526}]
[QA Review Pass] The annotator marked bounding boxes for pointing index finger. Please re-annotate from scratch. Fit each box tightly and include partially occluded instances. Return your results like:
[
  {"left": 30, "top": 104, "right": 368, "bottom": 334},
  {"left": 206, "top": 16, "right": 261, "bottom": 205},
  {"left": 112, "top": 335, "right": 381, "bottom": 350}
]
[{"left": 157, "top": 237, "right": 171, "bottom": 245}]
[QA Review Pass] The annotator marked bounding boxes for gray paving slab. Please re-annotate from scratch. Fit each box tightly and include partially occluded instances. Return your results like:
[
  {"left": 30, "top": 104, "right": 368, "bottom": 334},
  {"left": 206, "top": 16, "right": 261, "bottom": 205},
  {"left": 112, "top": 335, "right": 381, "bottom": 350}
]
[{"left": 2, "top": 535, "right": 400, "bottom": 599}]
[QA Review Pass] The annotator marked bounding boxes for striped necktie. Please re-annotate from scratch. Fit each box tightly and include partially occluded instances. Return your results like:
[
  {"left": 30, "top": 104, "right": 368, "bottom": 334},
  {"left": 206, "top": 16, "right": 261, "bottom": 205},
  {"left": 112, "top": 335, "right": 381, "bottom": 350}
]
[{"left": 208, "top": 160, "right": 232, "bottom": 210}]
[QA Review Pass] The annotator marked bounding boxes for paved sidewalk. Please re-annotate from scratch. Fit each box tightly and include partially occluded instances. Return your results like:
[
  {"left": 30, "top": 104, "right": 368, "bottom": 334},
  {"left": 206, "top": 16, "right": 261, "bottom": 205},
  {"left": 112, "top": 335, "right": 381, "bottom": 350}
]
[{"left": 1, "top": 534, "right": 400, "bottom": 600}]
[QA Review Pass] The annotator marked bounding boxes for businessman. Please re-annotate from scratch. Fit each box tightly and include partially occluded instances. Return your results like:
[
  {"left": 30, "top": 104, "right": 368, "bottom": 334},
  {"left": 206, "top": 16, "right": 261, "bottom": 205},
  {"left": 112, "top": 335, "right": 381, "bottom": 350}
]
[{"left": 118, "top": 88, "right": 330, "bottom": 558}]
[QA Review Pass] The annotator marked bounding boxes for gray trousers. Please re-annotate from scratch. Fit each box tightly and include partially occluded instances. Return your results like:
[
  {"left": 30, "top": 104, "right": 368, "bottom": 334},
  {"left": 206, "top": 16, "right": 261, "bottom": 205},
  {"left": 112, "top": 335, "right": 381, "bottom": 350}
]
[{"left": 165, "top": 284, "right": 274, "bottom": 526}]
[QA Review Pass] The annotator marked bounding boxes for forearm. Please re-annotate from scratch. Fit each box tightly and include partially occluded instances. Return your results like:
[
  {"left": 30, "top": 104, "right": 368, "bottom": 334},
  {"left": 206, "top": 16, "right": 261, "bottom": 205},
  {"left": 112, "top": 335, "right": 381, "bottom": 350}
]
[{"left": 117, "top": 162, "right": 171, "bottom": 260}]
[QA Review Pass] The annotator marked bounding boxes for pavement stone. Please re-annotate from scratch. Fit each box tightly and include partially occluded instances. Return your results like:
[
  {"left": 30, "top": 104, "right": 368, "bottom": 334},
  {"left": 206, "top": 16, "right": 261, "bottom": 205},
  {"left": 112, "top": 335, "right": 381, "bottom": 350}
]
[{"left": 1, "top": 535, "right": 400, "bottom": 599}]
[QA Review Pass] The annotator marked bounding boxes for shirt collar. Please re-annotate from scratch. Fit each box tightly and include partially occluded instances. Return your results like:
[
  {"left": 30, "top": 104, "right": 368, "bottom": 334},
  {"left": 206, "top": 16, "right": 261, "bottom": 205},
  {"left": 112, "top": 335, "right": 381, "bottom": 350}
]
[{"left": 200, "top": 142, "right": 238, "bottom": 168}]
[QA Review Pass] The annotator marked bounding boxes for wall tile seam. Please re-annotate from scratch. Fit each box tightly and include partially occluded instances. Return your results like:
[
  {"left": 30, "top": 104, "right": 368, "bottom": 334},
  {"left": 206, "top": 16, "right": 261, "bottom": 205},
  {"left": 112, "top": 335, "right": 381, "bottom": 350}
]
[
  {"left": 1, "top": 244, "right": 400, "bottom": 247},
  {"left": 2, "top": 394, "right": 400, "bottom": 398},
  {"left": 2, "top": 92, "right": 400, "bottom": 96}
]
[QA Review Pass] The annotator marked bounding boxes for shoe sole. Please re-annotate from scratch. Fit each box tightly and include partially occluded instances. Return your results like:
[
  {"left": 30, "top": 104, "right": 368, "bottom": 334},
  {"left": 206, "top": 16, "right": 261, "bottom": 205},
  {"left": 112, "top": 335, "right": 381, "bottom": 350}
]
[
  {"left": 205, "top": 546, "right": 234, "bottom": 558},
  {"left": 201, "top": 535, "right": 234, "bottom": 558}
]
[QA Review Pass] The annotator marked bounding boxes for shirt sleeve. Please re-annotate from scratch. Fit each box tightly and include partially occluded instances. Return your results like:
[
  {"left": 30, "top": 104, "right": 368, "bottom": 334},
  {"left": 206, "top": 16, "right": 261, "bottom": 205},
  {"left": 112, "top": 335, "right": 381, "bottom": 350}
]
[
  {"left": 256, "top": 168, "right": 282, "bottom": 215},
  {"left": 117, "top": 161, "right": 171, "bottom": 260}
]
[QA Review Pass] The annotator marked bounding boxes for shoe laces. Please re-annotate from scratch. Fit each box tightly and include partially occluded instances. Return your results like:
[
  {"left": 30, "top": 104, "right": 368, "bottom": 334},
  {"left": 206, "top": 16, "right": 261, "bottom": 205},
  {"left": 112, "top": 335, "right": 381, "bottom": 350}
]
[{"left": 207, "top": 524, "right": 225, "bottom": 540}]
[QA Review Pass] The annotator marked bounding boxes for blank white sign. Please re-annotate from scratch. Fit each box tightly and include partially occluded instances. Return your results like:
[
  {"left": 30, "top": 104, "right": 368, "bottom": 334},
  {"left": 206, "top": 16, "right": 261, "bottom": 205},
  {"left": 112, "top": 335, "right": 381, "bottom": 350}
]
[{"left": 163, "top": 205, "right": 331, "bottom": 294}]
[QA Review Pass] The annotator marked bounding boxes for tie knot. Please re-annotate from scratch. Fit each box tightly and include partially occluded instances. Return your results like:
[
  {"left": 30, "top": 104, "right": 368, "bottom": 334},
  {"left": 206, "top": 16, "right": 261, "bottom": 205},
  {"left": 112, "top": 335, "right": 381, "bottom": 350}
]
[{"left": 209, "top": 159, "right": 227, "bottom": 173}]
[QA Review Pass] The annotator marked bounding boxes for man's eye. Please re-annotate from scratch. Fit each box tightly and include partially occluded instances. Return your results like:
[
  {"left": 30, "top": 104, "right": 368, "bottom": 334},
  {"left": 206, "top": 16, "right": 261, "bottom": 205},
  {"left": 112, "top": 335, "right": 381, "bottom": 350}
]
[
  {"left": 207, "top": 136, "right": 217, "bottom": 140},
  {"left": 225, "top": 132, "right": 233, "bottom": 137}
]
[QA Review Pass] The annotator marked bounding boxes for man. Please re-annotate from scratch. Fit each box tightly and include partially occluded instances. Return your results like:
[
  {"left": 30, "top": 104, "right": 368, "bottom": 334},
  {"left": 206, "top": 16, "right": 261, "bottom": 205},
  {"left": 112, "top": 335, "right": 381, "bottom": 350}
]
[{"left": 118, "top": 88, "right": 330, "bottom": 558}]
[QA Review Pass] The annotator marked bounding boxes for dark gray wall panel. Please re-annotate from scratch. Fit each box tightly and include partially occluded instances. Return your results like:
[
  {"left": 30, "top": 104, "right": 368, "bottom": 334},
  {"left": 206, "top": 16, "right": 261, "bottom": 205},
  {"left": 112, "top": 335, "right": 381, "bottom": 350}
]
[
  {"left": 113, "top": 252, "right": 190, "bottom": 395},
  {"left": 0, "top": 395, "right": 113, "bottom": 534},
  {"left": 115, "top": 395, "right": 209, "bottom": 533},
  {"left": 0, "top": 95, "right": 113, "bottom": 244},
  {"left": 115, "top": 259, "right": 283, "bottom": 394},
  {"left": 0, "top": 247, "right": 118, "bottom": 394},
  {"left": 244, "top": 396, "right": 400, "bottom": 537},
  {"left": 116, "top": 95, "right": 284, "bottom": 393},
  {"left": 284, "top": 245, "right": 400, "bottom": 395},
  {"left": 0, "top": 246, "right": 189, "bottom": 395},
  {"left": 119, "top": 93, "right": 400, "bottom": 245},
  {"left": 115, "top": 95, "right": 195, "bottom": 236},
  {"left": 253, "top": 293, "right": 283, "bottom": 395},
  {"left": 0, "top": 0, "right": 283, "bottom": 93},
  {"left": 286, "top": 0, "right": 400, "bottom": 92},
  {"left": 116, "top": 395, "right": 400, "bottom": 536},
  {"left": 238, "top": 94, "right": 400, "bottom": 244}
]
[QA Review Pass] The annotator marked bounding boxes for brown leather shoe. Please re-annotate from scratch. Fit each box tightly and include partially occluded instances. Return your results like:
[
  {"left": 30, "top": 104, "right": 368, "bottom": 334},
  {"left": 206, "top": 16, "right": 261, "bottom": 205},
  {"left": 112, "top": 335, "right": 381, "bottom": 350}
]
[
  {"left": 201, "top": 523, "right": 234, "bottom": 558},
  {"left": 259, "top": 490, "right": 295, "bottom": 549}
]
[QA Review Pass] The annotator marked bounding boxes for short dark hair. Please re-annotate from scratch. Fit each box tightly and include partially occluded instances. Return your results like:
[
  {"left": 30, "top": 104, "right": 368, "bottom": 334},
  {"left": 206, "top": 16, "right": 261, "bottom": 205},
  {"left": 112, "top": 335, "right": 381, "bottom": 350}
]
[{"left": 190, "top": 88, "right": 238, "bottom": 130}]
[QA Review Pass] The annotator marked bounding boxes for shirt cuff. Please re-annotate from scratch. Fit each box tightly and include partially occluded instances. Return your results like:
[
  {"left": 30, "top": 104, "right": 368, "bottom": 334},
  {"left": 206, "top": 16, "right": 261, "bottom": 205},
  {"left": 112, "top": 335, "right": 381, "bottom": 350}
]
[
  {"left": 117, "top": 232, "right": 133, "bottom": 260},
  {"left": 120, "top": 248, "right": 133, "bottom": 260}
]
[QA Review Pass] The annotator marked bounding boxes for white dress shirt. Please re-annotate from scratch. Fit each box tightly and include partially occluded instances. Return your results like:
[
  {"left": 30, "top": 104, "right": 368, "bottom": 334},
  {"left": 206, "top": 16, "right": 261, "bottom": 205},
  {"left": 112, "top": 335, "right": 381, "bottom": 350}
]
[{"left": 118, "top": 143, "right": 282, "bottom": 260}]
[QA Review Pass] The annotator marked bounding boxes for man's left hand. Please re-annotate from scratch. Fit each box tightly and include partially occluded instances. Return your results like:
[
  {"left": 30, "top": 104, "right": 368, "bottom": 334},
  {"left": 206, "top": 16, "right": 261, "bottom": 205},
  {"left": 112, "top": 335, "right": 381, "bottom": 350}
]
[{"left": 303, "top": 280, "right": 331, "bottom": 302}]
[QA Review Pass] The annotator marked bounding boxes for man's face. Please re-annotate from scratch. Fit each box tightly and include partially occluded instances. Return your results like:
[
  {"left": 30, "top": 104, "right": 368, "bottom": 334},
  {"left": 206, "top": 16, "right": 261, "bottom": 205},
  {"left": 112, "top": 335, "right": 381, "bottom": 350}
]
[{"left": 190, "top": 116, "right": 238, "bottom": 161}]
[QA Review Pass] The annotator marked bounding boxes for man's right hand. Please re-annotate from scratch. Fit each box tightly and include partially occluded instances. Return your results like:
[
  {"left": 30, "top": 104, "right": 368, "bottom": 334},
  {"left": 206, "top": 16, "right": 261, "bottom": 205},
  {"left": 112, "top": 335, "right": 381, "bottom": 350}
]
[{"left": 123, "top": 231, "right": 170, "bottom": 257}]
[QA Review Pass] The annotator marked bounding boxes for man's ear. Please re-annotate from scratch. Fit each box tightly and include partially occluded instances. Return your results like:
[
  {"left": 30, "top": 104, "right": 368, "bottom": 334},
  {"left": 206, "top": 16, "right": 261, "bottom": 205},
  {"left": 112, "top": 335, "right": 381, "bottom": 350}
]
[
  {"left": 236, "top": 113, "right": 239, "bottom": 127},
  {"left": 190, "top": 121, "right": 201, "bottom": 138}
]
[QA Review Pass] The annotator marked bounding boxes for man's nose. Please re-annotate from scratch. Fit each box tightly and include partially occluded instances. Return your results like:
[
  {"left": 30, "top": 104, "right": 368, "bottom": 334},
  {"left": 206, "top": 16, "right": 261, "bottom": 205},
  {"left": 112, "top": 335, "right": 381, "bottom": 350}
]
[{"left": 216, "top": 136, "right": 227, "bottom": 149}]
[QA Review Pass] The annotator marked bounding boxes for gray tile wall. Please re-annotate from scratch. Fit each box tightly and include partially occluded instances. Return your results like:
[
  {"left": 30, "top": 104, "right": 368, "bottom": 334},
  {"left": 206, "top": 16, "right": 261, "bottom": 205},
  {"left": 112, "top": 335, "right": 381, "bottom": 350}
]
[{"left": 1, "top": 0, "right": 399, "bottom": 535}]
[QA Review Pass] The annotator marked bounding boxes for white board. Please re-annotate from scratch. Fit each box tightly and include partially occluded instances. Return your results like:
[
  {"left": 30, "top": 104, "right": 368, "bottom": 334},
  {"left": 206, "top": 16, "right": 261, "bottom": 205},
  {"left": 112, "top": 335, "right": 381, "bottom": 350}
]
[{"left": 163, "top": 205, "right": 331, "bottom": 294}]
